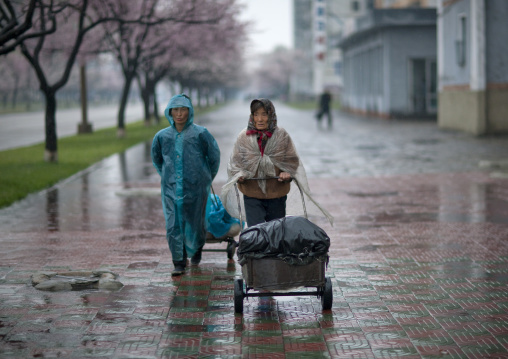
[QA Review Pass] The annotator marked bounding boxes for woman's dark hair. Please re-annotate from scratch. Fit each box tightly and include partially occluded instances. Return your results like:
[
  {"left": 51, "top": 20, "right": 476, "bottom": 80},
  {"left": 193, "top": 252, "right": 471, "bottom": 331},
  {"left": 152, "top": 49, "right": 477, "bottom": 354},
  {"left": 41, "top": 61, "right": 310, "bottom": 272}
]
[{"left": 250, "top": 99, "right": 266, "bottom": 114}]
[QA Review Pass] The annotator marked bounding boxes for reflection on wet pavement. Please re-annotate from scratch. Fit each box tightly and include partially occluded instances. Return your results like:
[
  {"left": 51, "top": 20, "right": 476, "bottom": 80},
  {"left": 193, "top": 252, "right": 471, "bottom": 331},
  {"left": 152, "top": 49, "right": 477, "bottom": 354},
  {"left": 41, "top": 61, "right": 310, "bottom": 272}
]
[
  {"left": 1, "top": 145, "right": 506, "bottom": 234},
  {"left": 353, "top": 182, "right": 508, "bottom": 227},
  {"left": 0, "top": 141, "right": 162, "bottom": 233}
]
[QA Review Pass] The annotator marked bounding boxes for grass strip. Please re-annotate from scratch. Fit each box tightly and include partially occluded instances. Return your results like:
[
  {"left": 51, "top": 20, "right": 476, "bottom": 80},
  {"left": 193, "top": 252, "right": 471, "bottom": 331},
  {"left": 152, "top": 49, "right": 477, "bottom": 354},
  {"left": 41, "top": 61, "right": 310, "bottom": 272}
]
[{"left": 0, "top": 121, "right": 164, "bottom": 208}]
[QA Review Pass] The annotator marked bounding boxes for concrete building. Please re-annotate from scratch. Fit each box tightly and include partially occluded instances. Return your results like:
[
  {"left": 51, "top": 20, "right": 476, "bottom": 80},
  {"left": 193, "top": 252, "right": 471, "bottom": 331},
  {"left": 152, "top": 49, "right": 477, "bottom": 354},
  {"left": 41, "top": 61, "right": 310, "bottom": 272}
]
[
  {"left": 290, "top": 0, "right": 370, "bottom": 101},
  {"left": 291, "top": 0, "right": 314, "bottom": 100},
  {"left": 290, "top": 0, "right": 436, "bottom": 102},
  {"left": 437, "top": 0, "right": 508, "bottom": 135},
  {"left": 339, "top": 8, "right": 437, "bottom": 118},
  {"left": 378, "top": 0, "right": 437, "bottom": 7}
]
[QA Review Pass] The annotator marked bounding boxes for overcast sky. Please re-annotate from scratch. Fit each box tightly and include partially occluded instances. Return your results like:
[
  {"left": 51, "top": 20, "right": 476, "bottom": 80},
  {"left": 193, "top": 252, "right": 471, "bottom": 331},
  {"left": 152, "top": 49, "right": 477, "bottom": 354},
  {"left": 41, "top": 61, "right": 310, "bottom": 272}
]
[{"left": 238, "top": 0, "right": 293, "bottom": 55}]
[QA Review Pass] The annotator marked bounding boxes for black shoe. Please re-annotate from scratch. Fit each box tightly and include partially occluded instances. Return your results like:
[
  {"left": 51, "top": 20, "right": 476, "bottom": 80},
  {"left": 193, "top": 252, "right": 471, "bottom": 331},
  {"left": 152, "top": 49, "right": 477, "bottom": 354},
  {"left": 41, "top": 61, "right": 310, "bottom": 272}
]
[
  {"left": 190, "top": 249, "right": 202, "bottom": 266},
  {"left": 171, "top": 264, "right": 186, "bottom": 276}
]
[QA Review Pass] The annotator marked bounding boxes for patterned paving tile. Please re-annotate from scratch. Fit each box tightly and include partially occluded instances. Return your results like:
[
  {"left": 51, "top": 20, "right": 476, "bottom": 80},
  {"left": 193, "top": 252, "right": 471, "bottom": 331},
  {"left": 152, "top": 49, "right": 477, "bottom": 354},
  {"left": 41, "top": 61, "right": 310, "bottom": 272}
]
[
  {"left": 409, "top": 330, "right": 456, "bottom": 347},
  {"left": 413, "top": 345, "right": 466, "bottom": 358},
  {"left": 459, "top": 343, "right": 508, "bottom": 358},
  {"left": 284, "top": 341, "right": 328, "bottom": 352},
  {"left": 241, "top": 343, "right": 285, "bottom": 356}
]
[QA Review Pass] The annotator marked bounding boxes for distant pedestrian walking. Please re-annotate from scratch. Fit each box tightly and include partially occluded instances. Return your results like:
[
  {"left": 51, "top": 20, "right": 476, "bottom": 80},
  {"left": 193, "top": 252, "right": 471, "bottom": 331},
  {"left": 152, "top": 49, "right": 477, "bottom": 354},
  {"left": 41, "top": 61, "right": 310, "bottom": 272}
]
[
  {"left": 316, "top": 89, "right": 332, "bottom": 129},
  {"left": 151, "top": 94, "right": 220, "bottom": 276}
]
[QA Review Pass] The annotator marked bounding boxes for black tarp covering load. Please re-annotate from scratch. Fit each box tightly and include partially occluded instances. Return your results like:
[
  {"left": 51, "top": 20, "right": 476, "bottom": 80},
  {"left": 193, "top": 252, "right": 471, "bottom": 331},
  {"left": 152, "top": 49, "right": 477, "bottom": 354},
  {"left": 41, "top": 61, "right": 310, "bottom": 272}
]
[{"left": 237, "top": 216, "right": 330, "bottom": 266}]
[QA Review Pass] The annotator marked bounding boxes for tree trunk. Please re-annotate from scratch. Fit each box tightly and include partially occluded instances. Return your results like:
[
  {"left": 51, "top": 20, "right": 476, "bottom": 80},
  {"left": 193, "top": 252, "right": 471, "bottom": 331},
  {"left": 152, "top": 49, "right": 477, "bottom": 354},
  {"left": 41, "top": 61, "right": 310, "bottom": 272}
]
[
  {"left": 196, "top": 88, "right": 201, "bottom": 109},
  {"left": 138, "top": 75, "right": 151, "bottom": 125},
  {"left": 153, "top": 86, "right": 160, "bottom": 124},
  {"left": 44, "top": 90, "right": 58, "bottom": 162},
  {"left": 117, "top": 73, "right": 135, "bottom": 138},
  {"left": 142, "top": 90, "right": 151, "bottom": 125},
  {"left": 25, "top": 77, "right": 32, "bottom": 110},
  {"left": 12, "top": 76, "right": 19, "bottom": 108},
  {"left": 78, "top": 64, "right": 93, "bottom": 134}
]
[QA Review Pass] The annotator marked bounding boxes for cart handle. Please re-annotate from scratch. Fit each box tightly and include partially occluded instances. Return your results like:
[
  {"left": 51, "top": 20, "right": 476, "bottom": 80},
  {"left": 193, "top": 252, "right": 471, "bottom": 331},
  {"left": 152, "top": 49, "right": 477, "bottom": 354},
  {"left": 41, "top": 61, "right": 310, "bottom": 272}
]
[
  {"left": 241, "top": 176, "right": 290, "bottom": 181},
  {"left": 209, "top": 185, "right": 220, "bottom": 209},
  {"left": 234, "top": 176, "right": 307, "bottom": 221}
]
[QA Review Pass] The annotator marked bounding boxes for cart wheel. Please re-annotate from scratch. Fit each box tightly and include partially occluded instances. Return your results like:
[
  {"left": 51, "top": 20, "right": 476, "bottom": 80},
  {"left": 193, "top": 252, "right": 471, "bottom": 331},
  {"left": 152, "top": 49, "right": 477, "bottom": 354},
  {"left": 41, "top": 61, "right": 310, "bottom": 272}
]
[
  {"left": 227, "top": 241, "right": 236, "bottom": 259},
  {"left": 234, "top": 278, "right": 244, "bottom": 314},
  {"left": 321, "top": 277, "right": 333, "bottom": 310}
]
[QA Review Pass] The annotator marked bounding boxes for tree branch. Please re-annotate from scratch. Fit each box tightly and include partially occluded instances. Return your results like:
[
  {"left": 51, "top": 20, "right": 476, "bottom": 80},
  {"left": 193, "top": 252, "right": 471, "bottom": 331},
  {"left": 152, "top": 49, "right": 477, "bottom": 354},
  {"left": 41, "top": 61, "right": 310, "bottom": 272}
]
[{"left": 0, "top": 0, "right": 56, "bottom": 55}]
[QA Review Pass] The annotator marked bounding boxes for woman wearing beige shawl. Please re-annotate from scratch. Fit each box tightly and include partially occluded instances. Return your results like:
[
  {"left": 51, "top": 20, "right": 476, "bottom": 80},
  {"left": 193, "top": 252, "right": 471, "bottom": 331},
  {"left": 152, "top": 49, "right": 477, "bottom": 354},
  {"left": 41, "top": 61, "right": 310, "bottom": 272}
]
[{"left": 221, "top": 99, "right": 333, "bottom": 227}]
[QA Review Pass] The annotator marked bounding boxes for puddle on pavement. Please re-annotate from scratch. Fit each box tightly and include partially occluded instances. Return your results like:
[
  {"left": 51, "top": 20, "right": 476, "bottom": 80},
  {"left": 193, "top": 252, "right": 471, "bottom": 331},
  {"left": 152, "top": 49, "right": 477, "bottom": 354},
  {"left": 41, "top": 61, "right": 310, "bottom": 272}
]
[
  {"left": 355, "top": 145, "right": 386, "bottom": 151},
  {"left": 353, "top": 244, "right": 395, "bottom": 252},
  {"left": 357, "top": 208, "right": 508, "bottom": 227},
  {"left": 412, "top": 138, "right": 441, "bottom": 145},
  {"left": 347, "top": 191, "right": 399, "bottom": 198},
  {"left": 354, "top": 182, "right": 508, "bottom": 227},
  {"left": 120, "top": 232, "right": 161, "bottom": 241},
  {"left": 357, "top": 212, "right": 438, "bottom": 224},
  {"left": 436, "top": 261, "right": 508, "bottom": 283}
]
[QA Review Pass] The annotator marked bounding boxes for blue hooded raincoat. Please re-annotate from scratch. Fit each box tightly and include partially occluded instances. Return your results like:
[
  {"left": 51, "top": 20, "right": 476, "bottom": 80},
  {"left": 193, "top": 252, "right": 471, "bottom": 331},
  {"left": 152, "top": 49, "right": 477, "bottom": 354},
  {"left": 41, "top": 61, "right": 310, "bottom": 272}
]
[{"left": 151, "top": 94, "right": 220, "bottom": 262}]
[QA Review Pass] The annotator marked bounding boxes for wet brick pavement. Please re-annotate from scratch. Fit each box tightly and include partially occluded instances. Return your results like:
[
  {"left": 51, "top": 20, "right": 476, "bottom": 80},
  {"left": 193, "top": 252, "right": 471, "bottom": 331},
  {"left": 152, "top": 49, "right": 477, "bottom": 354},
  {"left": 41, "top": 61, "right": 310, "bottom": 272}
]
[{"left": 1, "top": 101, "right": 508, "bottom": 358}]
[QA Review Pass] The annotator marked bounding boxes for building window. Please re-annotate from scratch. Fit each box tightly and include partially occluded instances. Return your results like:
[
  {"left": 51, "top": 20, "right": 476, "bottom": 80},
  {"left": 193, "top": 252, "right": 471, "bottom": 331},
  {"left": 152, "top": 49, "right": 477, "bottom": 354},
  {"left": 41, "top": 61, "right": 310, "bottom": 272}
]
[
  {"left": 351, "top": 1, "right": 359, "bottom": 12},
  {"left": 334, "top": 61, "right": 341, "bottom": 76},
  {"left": 455, "top": 14, "right": 466, "bottom": 66}
]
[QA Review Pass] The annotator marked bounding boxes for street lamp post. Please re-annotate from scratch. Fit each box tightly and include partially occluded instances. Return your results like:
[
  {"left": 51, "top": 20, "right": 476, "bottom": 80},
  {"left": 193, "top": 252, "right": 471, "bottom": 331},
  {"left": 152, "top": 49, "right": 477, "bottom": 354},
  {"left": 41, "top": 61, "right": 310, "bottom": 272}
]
[{"left": 78, "top": 64, "right": 93, "bottom": 134}]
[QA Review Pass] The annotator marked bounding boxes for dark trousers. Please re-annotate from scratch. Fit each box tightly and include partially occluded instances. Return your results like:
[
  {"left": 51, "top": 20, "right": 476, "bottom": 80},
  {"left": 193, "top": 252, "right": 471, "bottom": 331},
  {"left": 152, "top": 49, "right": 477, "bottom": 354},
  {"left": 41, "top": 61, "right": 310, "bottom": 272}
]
[
  {"left": 243, "top": 195, "right": 287, "bottom": 227},
  {"left": 173, "top": 246, "right": 187, "bottom": 268},
  {"left": 172, "top": 244, "right": 204, "bottom": 267},
  {"left": 317, "top": 109, "right": 332, "bottom": 129}
]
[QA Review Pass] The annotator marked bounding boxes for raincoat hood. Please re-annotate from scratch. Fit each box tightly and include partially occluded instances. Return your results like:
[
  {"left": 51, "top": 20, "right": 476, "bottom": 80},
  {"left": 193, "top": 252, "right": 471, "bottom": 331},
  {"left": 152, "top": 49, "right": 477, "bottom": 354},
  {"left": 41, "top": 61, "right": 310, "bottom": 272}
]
[{"left": 164, "top": 94, "right": 194, "bottom": 128}]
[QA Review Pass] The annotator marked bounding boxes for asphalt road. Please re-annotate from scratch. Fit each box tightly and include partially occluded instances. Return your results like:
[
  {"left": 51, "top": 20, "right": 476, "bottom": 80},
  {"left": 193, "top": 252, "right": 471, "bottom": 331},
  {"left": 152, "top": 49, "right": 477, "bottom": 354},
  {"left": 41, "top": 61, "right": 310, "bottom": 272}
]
[{"left": 0, "top": 102, "right": 144, "bottom": 151}]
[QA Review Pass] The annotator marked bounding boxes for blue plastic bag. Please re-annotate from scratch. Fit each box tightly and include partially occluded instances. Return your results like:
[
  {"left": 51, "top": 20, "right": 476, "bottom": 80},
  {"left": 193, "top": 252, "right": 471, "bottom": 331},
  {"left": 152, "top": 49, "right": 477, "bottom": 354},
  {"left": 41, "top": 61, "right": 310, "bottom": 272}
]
[{"left": 206, "top": 194, "right": 242, "bottom": 238}]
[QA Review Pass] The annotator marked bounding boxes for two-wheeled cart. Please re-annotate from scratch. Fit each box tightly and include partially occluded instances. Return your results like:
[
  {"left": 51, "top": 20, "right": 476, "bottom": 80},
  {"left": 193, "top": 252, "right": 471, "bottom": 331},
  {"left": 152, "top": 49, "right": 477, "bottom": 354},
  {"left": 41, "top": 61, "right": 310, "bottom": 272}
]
[{"left": 232, "top": 177, "right": 333, "bottom": 314}]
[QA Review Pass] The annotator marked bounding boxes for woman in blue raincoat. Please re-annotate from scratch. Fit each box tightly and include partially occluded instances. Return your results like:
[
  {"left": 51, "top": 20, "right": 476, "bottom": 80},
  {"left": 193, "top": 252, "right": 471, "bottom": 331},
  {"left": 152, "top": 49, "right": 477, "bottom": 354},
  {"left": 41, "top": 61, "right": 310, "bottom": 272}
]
[{"left": 151, "top": 94, "right": 220, "bottom": 276}]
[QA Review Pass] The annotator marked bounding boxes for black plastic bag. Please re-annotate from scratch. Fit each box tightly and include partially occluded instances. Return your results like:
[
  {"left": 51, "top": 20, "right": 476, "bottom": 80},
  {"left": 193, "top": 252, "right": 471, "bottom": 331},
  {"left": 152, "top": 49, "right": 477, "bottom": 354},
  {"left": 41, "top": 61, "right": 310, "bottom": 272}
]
[{"left": 237, "top": 216, "right": 330, "bottom": 265}]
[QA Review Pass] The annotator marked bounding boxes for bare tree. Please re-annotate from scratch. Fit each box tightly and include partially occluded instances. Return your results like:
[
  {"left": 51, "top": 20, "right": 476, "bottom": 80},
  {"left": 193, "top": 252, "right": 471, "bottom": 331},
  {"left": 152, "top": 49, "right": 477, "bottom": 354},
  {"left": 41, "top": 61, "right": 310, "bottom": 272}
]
[{"left": 0, "top": 0, "right": 56, "bottom": 55}]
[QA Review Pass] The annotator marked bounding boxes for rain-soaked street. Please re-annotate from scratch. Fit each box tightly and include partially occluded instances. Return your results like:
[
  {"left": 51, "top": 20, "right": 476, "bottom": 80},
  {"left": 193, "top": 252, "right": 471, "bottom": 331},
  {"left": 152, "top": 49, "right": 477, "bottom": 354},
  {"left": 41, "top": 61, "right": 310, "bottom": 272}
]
[{"left": 1, "top": 101, "right": 508, "bottom": 358}]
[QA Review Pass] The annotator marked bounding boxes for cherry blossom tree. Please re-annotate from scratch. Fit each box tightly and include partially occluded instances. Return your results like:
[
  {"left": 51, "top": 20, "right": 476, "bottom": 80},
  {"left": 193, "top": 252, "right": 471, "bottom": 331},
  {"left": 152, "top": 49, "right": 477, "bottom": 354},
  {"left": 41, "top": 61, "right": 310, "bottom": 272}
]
[
  {"left": 251, "top": 46, "right": 296, "bottom": 100},
  {"left": 0, "top": 50, "right": 34, "bottom": 108},
  {"left": 93, "top": 0, "right": 245, "bottom": 134},
  {"left": 15, "top": 0, "right": 191, "bottom": 162},
  {"left": 137, "top": 1, "right": 246, "bottom": 123},
  {"left": 5, "top": 0, "right": 247, "bottom": 161}
]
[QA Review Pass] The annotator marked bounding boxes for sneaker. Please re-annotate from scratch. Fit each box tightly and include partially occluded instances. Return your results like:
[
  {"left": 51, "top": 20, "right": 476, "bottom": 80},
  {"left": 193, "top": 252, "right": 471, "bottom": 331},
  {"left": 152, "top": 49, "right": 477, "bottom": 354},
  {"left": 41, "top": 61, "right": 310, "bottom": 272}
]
[
  {"left": 171, "top": 264, "right": 185, "bottom": 276},
  {"left": 190, "top": 250, "right": 202, "bottom": 266}
]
